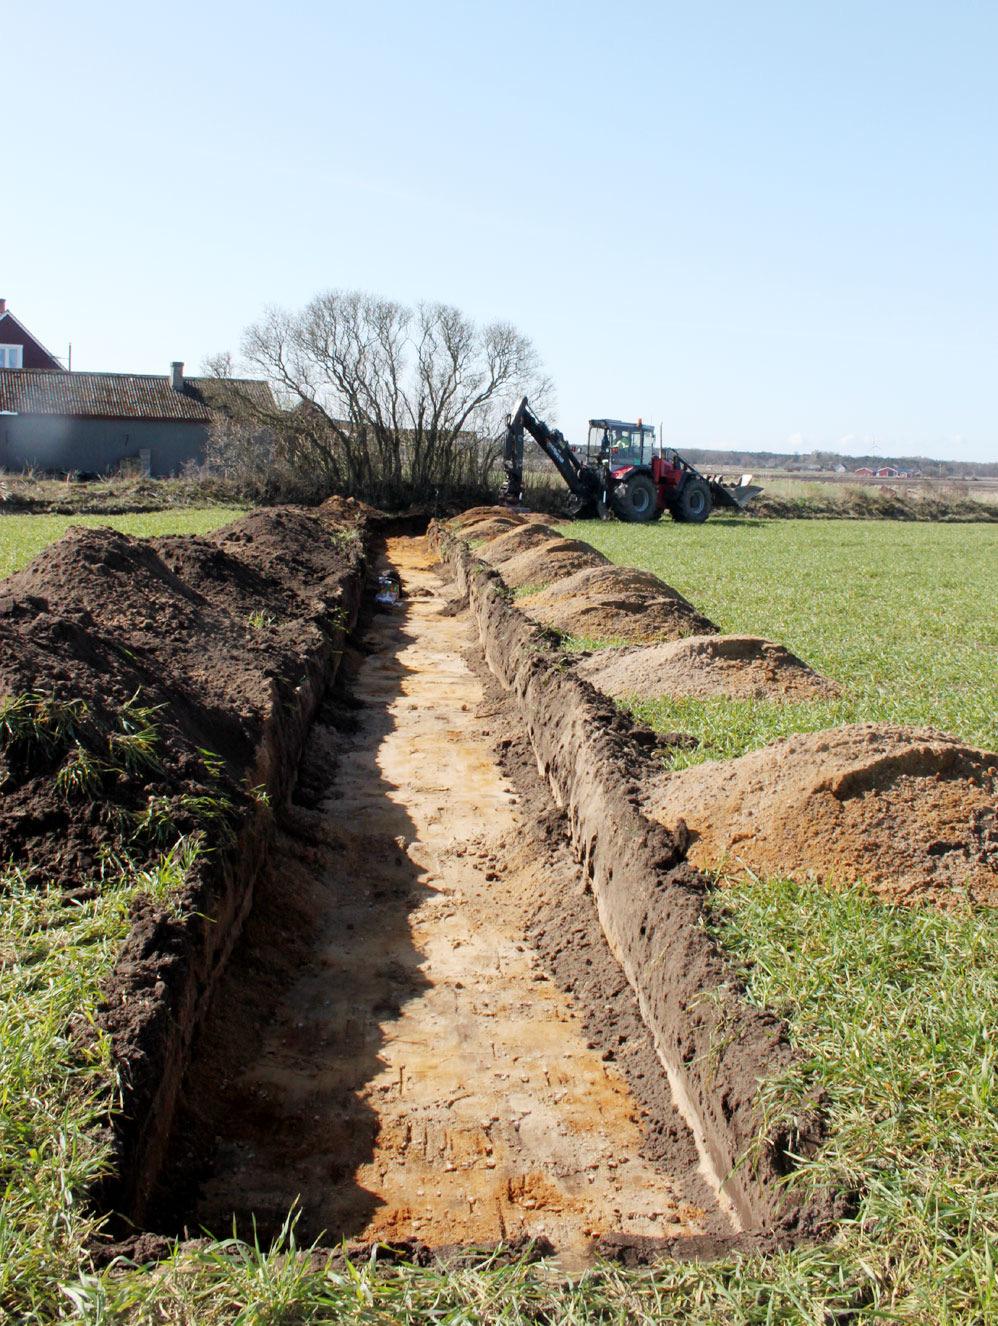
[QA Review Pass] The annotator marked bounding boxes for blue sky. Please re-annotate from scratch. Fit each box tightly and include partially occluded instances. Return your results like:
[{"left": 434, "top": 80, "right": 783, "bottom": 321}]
[{"left": 6, "top": 1, "right": 996, "bottom": 461}]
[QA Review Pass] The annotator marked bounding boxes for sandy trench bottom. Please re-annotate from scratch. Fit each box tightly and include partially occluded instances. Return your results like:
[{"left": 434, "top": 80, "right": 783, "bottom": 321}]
[{"left": 187, "top": 536, "right": 712, "bottom": 1259}]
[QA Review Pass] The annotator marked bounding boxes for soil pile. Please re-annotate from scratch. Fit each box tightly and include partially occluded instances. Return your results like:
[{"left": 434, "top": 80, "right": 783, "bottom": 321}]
[
  {"left": 520, "top": 567, "right": 717, "bottom": 643},
  {"left": 462, "top": 517, "right": 528, "bottom": 542},
  {"left": 645, "top": 724, "right": 998, "bottom": 907},
  {"left": 498, "top": 539, "right": 611, "bottom": 591},
  {"left": 319, "top": 494, "right": 382, "bottom": 524},
  {"left": 449, "top": 505, "right": 525, "bottom": 530},
  {"left": 578, "top": 635, "right": 839, "bottom": 702},
  {"left": 0, "top": 508, "right": 362, "bottom": 888},
  {"left": 476, "top": 523, "right": 564, "bottom": 563}
]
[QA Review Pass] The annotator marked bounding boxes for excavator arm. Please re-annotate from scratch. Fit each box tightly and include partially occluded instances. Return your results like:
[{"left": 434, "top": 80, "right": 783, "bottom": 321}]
[{"left": 500, "top": 397, "right": 602, "bottom": 509}]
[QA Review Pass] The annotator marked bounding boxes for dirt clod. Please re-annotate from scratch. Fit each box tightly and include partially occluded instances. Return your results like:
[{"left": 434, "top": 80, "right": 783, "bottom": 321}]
[
  {"left": 578, "top": 635, "right": 839, "bottom": 702},
  {"left": 645, "top": 724, "right": 998, "bottom": 906}
]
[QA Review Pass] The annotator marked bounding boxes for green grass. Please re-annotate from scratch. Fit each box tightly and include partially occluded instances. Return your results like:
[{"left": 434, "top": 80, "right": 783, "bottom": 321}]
[
  {"left": 562, "top": 519, "right": 998, "bottom": 760},
  {"left": 0, "top": 842, "right": 205, "bottom": 1322},
  {"left": 0, "top": 508, "right": 244, "bottom": 579}
]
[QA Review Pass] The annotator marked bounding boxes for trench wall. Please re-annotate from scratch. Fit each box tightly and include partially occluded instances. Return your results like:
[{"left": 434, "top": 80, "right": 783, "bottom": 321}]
[
  {"left": 433, "top": 523, "right": 828, "bottom": 1236},
  {"left": 95, "top": 531, "right": 368, "bottom": 1227}
]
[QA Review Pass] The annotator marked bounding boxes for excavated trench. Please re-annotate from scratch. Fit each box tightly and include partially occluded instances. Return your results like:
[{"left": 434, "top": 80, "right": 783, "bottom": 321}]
[{"left": 152, "top": 536, "right": 731, "bottom": 1261}]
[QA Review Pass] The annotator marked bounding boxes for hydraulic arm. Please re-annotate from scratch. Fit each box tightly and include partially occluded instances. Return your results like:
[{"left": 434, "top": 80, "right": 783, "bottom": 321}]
[{"left": 500, "top": 396, "right": 603, "bottom": 511}]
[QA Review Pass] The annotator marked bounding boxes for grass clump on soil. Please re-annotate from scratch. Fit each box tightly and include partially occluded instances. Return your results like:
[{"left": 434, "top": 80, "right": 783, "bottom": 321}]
[
  {"left": 566, "top": 518, "right": 998, "bottom": 758},
  {"left": 0, "top": 508, "right": 244, "bottom": 580}
]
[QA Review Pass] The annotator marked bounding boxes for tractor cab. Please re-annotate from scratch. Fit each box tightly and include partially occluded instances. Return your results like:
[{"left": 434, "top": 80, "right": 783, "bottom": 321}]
[{"left": 586, "top": 418, "right": 657, "bottom": 471}]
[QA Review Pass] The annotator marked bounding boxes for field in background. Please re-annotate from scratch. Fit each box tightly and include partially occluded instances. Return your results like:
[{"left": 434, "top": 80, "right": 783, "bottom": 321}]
[
  {"left": 564, "top": 518, "right": 998, "bottom": 759},
  {"left": 0, "top": 509, "right": 244, "bottom": 580}
]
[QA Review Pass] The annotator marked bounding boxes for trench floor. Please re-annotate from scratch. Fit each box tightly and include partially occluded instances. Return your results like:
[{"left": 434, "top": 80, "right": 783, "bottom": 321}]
[{"left": 179, "top": 536, "right": 712, "bottom": 1259}]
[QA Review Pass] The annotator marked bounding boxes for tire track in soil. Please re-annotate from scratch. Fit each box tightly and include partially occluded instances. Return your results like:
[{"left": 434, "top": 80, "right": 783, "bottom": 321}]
[{"left": 170, "top": 535, "right": 717, "bottom": 1262}]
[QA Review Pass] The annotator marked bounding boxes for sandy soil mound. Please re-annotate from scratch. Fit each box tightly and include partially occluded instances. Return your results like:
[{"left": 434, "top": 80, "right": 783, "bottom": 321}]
[
  {"left": 528, "top": 565, "right": 690, "bottom": 603},
  {"left": 645, "top": 724, "right": 998, "bottom": 907},
  {"left": 498, "top": 540, "right": 611, "bottom": 591},
  {"left": 578, "top": 635, "right": 839, "bottom": 702},
  {"left": 475, "top": 523, "right": 564, "bottom": 563},
  {"left": 517, "top": 566, "right": 716, "bottom": 644},
  {"left": 449, "top": 506, "right": 527, "bottom": 530},
  {"left": 459, "top": 517, "right": 528, "bottom": 543}
]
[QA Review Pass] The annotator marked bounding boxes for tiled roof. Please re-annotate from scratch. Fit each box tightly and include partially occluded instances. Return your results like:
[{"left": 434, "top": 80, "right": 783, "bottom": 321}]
[
  {"left": 0, "top": 370, "right": 274, "bottom": 421},
  {"left": 184, "top": 377, "right": 277, "bottom": 415}
]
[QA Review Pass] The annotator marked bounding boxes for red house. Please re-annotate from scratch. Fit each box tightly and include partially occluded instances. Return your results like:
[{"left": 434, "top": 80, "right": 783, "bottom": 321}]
[{"left": 0, "top": 299, "right": 63, "bottom": 370}]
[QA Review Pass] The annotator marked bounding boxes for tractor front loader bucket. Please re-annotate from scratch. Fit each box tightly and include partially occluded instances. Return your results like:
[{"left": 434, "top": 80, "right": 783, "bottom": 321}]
[{"left": 707, "top": 477, "right": 764, "bottom": 511}]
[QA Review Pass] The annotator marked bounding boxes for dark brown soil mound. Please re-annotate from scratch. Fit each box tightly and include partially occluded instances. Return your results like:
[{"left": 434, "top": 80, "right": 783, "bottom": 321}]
[
  {"left": 645, "top": 724, "right": 998, "bottom": 907},
  {"left": 319, "top": 494, "right": 383, "bottom": 524},
  {"left": 518, "top": 566, "right": 715, "bottom": 644},
  {"left": 475, "top": 523, "right": 564, "bottom": 563},
  {"left": 0, "top": 508, "right": 361, "bottom": 889},
  {"left": 578, "top": 635, "right": 839, "bottom": 702}
]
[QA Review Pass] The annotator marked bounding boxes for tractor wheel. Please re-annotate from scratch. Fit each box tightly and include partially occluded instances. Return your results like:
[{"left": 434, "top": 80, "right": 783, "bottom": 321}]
[
  {"left": 611, "top": 472, "right": 659, "bottom": 523},
  {"left": 670, "top": 477, "right": 712, "bottom": 524}
]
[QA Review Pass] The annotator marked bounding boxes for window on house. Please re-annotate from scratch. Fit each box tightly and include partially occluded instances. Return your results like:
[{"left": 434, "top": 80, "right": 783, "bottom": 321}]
[{"left": 0, "top": 345, "right": 24, "bottom": 368}]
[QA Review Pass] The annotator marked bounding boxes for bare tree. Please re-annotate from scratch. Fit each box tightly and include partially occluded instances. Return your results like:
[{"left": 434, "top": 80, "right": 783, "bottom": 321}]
[{"left": 232, "top": 290, "right": 551, "bottom": 505}]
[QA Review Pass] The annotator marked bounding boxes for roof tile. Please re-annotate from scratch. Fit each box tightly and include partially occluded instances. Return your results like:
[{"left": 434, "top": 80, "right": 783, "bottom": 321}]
[{"left": 0, "top": 370, "right": 272, "bottom": 421}]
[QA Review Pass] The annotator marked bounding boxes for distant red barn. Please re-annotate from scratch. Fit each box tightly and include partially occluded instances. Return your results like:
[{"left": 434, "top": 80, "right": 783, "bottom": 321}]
[{"left": 854, "top": 466, "right": 875, "bottom": 476}]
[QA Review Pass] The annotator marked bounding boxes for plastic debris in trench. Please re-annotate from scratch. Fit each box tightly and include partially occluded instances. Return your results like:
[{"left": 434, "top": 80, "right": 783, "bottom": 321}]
[{"left": 375, "top": 570, "right": 403, "bottom": 605}]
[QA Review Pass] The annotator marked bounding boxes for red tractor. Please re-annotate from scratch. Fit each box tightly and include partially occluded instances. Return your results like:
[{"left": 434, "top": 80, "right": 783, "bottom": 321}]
[{"left": 501, "top": 399, "right": 762, "bottom": 524}]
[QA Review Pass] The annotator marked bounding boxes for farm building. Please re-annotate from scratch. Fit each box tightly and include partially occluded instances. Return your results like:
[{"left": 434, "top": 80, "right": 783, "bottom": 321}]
[
  {"left": 0, "top": 298, "right": 63, "bottom": 370},
  {"left": 0, "top": 363, "right": 274, "bottom": 477}
]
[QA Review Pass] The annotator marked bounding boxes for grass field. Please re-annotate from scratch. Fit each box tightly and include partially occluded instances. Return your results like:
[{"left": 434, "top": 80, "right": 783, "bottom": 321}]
[
  {"left": 563, "top": 518, "right": 998, "bottom": 761},
  {"left": 0, "top": 508, "right": 244, "bottom": 580}
]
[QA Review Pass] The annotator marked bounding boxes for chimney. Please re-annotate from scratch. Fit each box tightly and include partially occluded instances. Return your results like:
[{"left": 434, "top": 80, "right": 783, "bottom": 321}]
[
  {"left": 170, "top": 360, "right": 184, "bottom": 392},
  {"left": 0, "top": 299, "right": 6, "bottom": 316}
]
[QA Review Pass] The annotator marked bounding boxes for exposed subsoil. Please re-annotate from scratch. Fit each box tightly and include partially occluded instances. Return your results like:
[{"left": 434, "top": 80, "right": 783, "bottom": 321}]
[
  {"left": 577, "top": 635, "right": 840, "bottom": 702},
  {"left": 645, "top": 724, "right": 998, "bottom": 907},
  {"left": 154, "top": 536, "right": 723, "bottom": 1263}
]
